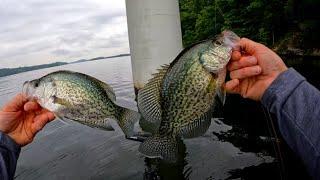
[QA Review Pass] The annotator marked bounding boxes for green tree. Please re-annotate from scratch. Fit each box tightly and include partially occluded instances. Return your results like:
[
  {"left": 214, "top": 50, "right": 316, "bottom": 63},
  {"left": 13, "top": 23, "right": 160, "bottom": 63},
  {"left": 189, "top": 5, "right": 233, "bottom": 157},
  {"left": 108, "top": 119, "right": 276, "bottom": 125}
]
[{"left": 179, "top": 0, "right": 319, "bottom": 51}]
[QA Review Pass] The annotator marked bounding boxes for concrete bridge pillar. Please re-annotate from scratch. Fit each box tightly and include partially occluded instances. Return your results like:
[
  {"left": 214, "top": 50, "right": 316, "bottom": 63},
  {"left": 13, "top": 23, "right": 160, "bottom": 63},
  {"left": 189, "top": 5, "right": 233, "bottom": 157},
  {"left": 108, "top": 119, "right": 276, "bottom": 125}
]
[{"left": 125, "top": 0, "right": 183, "bottom": 90}]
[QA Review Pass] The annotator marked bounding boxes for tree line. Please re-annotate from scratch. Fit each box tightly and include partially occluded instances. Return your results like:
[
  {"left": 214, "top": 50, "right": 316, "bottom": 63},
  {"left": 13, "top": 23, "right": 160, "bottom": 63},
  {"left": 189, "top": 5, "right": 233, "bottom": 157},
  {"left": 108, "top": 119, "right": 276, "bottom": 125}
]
[{"left": 179, "top": 0, "right": 319, "bottom": 54}]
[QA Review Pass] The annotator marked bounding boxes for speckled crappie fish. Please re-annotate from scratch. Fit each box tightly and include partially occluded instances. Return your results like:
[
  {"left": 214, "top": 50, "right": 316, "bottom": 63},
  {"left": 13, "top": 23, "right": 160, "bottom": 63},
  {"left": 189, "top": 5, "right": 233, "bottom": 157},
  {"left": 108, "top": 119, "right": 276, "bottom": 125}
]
[
  {"left": 22, "top": 70, "right": 140, "bottom": 138},
  {"left": 137, "top": 30, "right": 240, "bottom": 162}
]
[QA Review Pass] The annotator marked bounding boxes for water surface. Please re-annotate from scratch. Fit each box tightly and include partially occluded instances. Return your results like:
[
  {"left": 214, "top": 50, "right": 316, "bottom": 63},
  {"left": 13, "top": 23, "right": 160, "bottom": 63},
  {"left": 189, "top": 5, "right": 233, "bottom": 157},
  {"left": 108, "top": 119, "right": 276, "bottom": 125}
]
[{"left": 0, "top": 56, "right": 283, "bottom": 179}]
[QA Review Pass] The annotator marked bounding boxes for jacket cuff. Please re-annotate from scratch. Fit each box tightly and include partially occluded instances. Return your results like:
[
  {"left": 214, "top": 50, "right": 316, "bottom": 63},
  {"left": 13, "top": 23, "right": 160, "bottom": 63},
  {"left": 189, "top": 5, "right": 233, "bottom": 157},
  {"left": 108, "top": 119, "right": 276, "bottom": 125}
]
[
  {"left": 261, "top": 68, "right": 305, "bottom": 109},
  {"left": 0, "top": 131, "right": 21, "bottom": 154}
]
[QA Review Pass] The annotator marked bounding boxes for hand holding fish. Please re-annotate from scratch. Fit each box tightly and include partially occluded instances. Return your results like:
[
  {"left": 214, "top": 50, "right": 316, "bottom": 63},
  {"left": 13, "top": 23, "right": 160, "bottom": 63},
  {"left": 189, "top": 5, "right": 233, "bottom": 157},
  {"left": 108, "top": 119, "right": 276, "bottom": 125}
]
[
  {"left": 0, "top": 93, "right": 55, "bottom": 146},
  {"left": 225, "top": 38, "right": 288, "bottom": 100}
]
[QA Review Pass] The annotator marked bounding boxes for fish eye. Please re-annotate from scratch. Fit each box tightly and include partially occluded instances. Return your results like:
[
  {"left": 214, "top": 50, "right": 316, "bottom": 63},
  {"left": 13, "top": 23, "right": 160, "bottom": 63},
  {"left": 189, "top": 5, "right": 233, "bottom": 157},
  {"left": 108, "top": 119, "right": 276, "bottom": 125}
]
[
  {"left": 34, "top": 81, "right": 39, "bottom": 87},
  {"left": 215, "top": 40, "right": 222, "bottom": 46}
]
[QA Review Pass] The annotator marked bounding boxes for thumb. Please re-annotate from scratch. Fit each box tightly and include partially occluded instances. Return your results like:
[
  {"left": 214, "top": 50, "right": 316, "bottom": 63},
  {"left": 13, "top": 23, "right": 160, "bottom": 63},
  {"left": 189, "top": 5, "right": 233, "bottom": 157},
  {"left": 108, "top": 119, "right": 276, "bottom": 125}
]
[{"left": 239, "top": 38, "right": 258, "bottom": 55}]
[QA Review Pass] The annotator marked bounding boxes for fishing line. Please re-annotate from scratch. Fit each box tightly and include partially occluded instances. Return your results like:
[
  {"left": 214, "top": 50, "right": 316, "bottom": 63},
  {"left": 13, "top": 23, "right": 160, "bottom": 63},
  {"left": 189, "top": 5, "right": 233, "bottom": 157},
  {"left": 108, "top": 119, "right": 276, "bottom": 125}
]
[
  {"left": 215, "top": 0, "right": 217, "bottom": 34},
  {"left": 261, "top": 104, "right": 286, "bottom": 180}
]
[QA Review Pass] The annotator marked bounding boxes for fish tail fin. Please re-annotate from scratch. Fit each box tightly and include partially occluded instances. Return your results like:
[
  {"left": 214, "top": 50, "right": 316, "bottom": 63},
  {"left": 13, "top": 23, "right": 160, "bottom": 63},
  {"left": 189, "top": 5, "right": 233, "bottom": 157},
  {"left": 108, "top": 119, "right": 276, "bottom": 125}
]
[
  {"left": 138, "top": 135, "right": 179, "bottom": 163},
  {"left": 117, "top": 107, "right": 141, "bottom": 138}
]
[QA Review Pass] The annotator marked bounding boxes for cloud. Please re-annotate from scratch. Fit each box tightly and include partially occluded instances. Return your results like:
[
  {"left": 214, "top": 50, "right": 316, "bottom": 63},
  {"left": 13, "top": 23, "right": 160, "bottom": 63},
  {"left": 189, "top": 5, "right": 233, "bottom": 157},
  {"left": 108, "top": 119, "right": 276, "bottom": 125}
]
[
  {"left": 0, "top": 0, "right": 129, "bottom": 68},
  {"left": 51, "top": 49, "right": 72, "bottom": 56}
]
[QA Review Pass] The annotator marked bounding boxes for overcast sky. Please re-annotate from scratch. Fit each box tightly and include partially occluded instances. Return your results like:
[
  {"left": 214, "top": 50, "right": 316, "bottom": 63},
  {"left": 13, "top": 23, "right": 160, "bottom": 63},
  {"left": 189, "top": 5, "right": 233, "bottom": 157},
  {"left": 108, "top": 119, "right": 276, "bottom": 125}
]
[{"left": 0, "top": 0, "right": 129, "bottom": 68}]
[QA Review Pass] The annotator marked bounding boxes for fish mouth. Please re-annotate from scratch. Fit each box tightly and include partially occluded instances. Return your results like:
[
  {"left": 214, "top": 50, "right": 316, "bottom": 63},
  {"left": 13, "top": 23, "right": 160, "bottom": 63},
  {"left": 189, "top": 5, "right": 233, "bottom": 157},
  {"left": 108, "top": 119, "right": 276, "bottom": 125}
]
[
  {"left": 22, "top": 81, "right": 35, "bottom": 99},
  {"left": 216, "top": 30, "right": 240, "bottom": 50}
]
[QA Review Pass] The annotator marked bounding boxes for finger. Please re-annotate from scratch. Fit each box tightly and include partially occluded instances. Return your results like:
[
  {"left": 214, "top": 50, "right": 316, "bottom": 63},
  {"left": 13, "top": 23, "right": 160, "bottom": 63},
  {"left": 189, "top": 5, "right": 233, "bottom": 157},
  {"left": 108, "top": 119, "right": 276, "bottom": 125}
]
[
  {"left": 24, "top": 101, "right": 40, "bottom": 111},
  {"left": 228, "top": 56, "right": 257, "bottom": 71},
  {"left": 2, "top": 93, "right": 28, "bottom": 112},
  {"left": 239, "top": 38, "right": 258, "bottom": 55},
  {"left": 45, "top": 111, "right": 56, "bottom": 122},
  {"left": 32, "top": 111, "right": 55, "bottom": 133},
  {"left": 231, "top": 50, "right": 241, "bottom": 61},
  {"left": 225, "top": 79, "right": 240, "bottom": 94},
  {"left": 230, "top": 65, "right": 262, "bottom": 79},
  {"left": 37, "top": 109, "right": 55, "bottom": 121}
]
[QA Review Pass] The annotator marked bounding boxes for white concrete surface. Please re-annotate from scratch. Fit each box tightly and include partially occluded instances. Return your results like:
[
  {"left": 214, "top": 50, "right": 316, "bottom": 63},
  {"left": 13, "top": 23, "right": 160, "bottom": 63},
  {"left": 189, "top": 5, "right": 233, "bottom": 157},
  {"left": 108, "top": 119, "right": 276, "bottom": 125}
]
[{"left": 125, "top": 0, "right": 183, "bottom": 89}]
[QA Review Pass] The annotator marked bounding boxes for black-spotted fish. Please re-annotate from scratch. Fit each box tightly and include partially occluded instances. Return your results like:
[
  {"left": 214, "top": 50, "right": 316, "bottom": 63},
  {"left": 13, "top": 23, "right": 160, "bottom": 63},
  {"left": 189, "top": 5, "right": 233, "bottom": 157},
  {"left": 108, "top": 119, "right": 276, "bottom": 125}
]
[
  {"left": 23, "top": 70, "right": 140, "bottom": 138},
  {"left": 137, "top": 30, "right": 240, "bottom": 162}
]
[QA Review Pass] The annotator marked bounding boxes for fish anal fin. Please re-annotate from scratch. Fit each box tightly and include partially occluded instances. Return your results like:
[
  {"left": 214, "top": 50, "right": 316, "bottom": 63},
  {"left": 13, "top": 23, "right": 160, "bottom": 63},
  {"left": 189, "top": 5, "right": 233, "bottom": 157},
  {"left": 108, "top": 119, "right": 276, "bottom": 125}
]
[
  {"left": 138, "top": 135, "right": 179, "bottom": 163},
  {"left": 76, "top": 119, "right": 115, "bottom": 131},
  {"left": 116, "top": 107, "right": 141, "bottom": 138}
]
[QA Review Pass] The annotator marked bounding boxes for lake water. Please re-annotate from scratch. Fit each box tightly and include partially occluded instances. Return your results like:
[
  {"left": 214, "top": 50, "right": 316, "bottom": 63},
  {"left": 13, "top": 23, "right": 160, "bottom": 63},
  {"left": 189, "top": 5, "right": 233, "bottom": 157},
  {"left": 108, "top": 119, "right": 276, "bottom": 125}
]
[{"left": 0, "top": 56, "right": 287, "bottom": 179}]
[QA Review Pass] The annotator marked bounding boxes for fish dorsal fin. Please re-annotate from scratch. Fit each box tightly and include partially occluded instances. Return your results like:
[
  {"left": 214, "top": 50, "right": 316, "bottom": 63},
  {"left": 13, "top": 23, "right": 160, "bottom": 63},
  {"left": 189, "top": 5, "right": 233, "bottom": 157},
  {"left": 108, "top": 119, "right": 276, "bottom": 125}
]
[
  {"left": 61, "top": 71, "right": 117, "bottom": 102},
  {"left": 46, "top": 70, "right": 117, "bottom": 102},
  {"left": 84, "top": 75, "right": 116, "bottom": 102},
  {"left": 169, "top": 39, "right": 211, "bottom": 69},
  {"left": 137, "top": 64, "right": 169, "bottom": 133}
]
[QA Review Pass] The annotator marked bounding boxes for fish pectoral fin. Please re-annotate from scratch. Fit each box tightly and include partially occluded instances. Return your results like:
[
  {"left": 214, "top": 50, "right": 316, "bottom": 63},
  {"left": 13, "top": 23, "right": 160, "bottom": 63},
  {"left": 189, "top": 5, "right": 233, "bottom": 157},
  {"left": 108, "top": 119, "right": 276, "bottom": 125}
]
[
  {"left": 216, "top": 67, "right": 227, "bottom": 105},
  {"left": 180, "top": 108, "right": 213, "bottom": 139},
  {"left": 102, "top": 121, "right": 115, "bottom": 131},
  {"left": 52, "top": 96, "right": 72, "bottom": 107},
  {"left": 138, "top": 135, "right": 179, "bottom": 163},
  {"left": 180, "top": 97, "right": 221, "bottom": 139},
  {"left": 217, "top": 86, "right": 226, "bottom": 105}
]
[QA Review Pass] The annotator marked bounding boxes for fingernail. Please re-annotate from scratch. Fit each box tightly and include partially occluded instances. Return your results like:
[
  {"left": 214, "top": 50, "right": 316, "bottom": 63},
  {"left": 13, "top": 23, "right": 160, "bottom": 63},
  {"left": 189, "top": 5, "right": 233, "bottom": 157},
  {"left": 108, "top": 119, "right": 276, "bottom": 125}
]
[
  {"left": 249, "top": 56, "right": 256, "bottom": 63},
  {"left": 256, "top": 66, "right": 262, "bottom": 74}
]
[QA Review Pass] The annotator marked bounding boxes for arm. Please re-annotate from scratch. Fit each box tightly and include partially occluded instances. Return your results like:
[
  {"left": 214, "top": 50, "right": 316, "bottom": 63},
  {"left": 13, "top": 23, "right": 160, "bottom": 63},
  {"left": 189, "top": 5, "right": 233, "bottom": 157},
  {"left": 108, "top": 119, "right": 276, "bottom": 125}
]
[
  {"left": 0, "top": 94, "right": 55, "bottom": 180},
  {"left": 0, "top": 132, "right": 20, "bottom": 180},
  {"left": 225, "top": 38, "right": 319, "bottom": 178},
  {"left": 262, "top": 68, "right": 320, "bottom": 179}
]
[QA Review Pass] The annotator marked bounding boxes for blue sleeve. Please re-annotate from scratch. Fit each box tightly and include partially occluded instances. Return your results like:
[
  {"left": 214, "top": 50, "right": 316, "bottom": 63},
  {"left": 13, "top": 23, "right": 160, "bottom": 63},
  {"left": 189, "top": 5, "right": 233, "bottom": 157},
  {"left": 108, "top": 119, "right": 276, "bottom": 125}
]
[
  {"left": 261, "top": 68, "right": 320, "bottom": 179},
  {"left": 0, "top": 132, "right": 21, "bottom": 180}
]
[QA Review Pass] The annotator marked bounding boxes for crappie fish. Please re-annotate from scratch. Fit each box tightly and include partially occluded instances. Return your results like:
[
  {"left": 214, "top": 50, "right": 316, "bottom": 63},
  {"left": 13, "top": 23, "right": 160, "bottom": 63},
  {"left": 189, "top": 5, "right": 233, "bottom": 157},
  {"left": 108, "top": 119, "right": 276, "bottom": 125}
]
[
  {"left": 23, "top": 70, "right": 140, "bottom": 138},
  {"left": 137, "top": 30, "right": 240, "bottom": 162}
]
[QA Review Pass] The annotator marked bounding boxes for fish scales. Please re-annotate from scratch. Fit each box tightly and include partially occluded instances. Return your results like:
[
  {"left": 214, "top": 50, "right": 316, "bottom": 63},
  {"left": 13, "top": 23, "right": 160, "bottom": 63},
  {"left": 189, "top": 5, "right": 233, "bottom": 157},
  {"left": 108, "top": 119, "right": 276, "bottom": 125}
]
[
  {"left": 160, "top": 41, "right": 218, "bottom": 136},
  {"left": 23, "top": 70, "right": 140, "bottom": 138},
  {"left": 137, "top": 30, "right": 240, "bottom": 162},
  {"left": 52, "top": 72, "right": 117, "bottom": 120}
]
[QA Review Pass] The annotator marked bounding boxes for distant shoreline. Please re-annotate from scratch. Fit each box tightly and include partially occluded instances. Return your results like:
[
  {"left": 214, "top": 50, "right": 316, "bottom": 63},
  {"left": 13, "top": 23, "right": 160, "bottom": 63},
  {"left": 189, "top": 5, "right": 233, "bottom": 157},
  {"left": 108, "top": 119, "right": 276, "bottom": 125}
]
[{"left": 0, "top": 54, "right": 130, "bottom": 78}]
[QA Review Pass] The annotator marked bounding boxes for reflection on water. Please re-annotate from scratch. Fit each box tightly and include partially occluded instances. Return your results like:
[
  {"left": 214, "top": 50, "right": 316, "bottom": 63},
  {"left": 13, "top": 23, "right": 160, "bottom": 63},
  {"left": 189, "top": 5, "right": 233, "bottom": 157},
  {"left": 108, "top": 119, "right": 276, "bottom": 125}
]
[
  {"left": 143, "top": 139, "right": 189, "bottom": 180},
  {"left": 0, "top": 56, "right": 312, "bottom": 179}
]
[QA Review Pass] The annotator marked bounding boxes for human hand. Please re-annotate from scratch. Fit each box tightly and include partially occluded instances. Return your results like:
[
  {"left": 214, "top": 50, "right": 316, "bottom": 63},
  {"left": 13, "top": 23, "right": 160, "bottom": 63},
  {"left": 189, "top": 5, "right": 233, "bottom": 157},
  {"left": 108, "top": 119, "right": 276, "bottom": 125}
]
[
  {"left": 225, "top": 38, "right": 288, "bottom": 100},
  {"left": 0, "top": 93, "right": 55, "bottom": 146}
]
